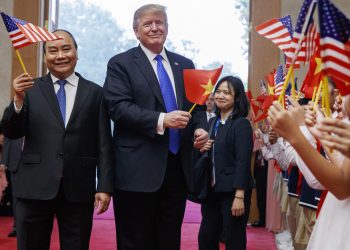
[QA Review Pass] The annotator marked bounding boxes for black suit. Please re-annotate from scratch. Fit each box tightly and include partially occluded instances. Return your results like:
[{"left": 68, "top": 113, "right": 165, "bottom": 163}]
[
  {"left": 104, "top": 46, "right": 203, "bottom": 250},
  {"left": 1, "top": 73, "right": 113, "bottom": 250},
  {"left": 1, "top": 137, "right": 23, "bottom": 231},
  {"left": 198, "top": 116, "right": 253, "bottom": 250}
]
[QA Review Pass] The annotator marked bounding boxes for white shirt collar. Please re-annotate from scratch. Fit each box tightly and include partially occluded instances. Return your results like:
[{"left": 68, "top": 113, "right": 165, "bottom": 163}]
[
  {"left": 50, "top": 72, "right": 79, "bottom": 87},
  {"left": 139, "top": 43, "right": 169, "bottom": 64}
]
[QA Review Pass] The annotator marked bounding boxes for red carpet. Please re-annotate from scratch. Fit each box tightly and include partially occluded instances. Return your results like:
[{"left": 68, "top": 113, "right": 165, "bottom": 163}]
[{"left": 0, "top": 201, "right": 276, "bottom": 249}]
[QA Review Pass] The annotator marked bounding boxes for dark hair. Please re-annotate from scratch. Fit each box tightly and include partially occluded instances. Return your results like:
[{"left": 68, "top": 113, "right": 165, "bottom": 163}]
[
  {"left": 298, "top": 97, "right": 311, "bottom": 106},
  {"left": 214, "top": 75, "right": 249, "bottom": 119},
  {"left": 43, "top": 29, "right": 78, "bottom": 54}
]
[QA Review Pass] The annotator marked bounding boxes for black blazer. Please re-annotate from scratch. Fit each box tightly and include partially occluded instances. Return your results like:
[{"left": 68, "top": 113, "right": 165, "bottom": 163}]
[
  {"left": 104, "top": 46, "right": 203, "bottom": 192},
  {"left": 210, "top": 116, "right": 253, "bottom": 192},
  {"left": 1, "top": 137, "right": 23, "bottom": 172},
  {"left": 1, "top": 73, "right": 114, "bottom": 203}
]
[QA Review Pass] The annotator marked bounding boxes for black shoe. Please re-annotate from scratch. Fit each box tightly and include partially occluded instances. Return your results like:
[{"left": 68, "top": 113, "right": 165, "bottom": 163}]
[
  {"left": 251, "top": 220, "right": 265, "bottom": 227},
  {"left": 8, "top": 230, "right": 16, "bottom": 237}
]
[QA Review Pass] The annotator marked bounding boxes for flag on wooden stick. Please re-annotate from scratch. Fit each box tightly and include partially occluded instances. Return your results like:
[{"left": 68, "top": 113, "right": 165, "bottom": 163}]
[{"left": 1, "top": 12, "right": 61, "bottom": 49}]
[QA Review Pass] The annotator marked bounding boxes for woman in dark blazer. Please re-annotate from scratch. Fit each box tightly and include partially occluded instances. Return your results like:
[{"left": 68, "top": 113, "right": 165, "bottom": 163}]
[{"left": 198, "top": 76, "right": 253, "bottom": 250}]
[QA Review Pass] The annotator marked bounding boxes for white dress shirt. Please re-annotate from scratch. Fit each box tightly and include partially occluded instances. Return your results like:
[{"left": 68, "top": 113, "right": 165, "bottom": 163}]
[
  {"left": 51, "top": 73, "right": 79, "bottom": 127},
  {"left": 294, "top": 126, "right": 325, "bottom": 190},
  {"left": 139, "top": 43, "right": 177, "bottom": 135},
  {"left": 206, "top": 112, "right": 216, "bottom": 122},
  {"left": 271, "top": 137, "right": 296, "bottom": 171}
]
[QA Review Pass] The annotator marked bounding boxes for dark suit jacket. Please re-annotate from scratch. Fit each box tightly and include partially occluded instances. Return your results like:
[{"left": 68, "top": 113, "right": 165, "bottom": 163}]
[
  {"left": 104, "top": 46, "right": 203, "bottom": 192},
  {"left": 210, "top": 116, "right": 253, "bottom": 192},
  {"left": 1, "top": 73, "right": 114, "bottom": 203},
  {"left": 1, "top": 137, "right": 23, "bottom": 172}
]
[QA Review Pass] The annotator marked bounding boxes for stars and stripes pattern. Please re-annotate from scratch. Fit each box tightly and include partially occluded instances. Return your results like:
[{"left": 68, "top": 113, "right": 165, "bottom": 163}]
[
  {"left": 318, "top": 0, "right": 350, "bottom": 83},
  {"left": 286, "top": 20, "right": 319, "bottom": 68},
  {"left": 260, "top": 80, "right": 268, "bottom": 96},
  {"left": 304, "top": 21, "right": 319, "bottom": 63},
  {"left": 255, "top": 15, "right": 294, "bottom": 56},
  {"left": 288, "top": 0, "right": 317, "bottom": 67},
  {"left": 1, "top": 12, "right": 61, "bottom": 49},
  {"left": 274, "top": 65, "right": 285, "bottom": 96}
]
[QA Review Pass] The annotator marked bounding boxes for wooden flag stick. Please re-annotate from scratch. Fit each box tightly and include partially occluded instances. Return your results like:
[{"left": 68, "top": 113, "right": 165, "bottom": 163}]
[
  {"left": 313, "top": 80, "right": 323, "bottom": 111},
  {"left": 323, "top": 76, "right": 331, "bottom": 117},
  {"left": 311, "top": 86, "right": 317, "bottom": 102},
  {"left": 291, "top": 69, "right": 296, "bottom": 99},
  {"left": 189, "top": 103, "right": 197, "bottom": 114},
  {"left": 15, "top": 49, "right": 28, "bottom": 73},
  {"left": 278, "top": 65, "right": 294, "bottom": 103}
]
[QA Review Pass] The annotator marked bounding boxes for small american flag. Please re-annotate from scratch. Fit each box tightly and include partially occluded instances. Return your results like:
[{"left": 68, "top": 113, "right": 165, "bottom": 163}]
[
  {"left": 318, "top": 0, "right": 350, "bottom": 83},
  {"left": 289, "top": 0, "right": 318, "bottom": 67},
  {"left": 274, "top": 65, "right": 285, "bottom": 96},
  {"left": 260, "top": 80, "right": 268, "bottom": 96},
  {"left": 255, "top": 15, "right": 293, "bottom": 57},
  {"left": 304, "top": 21, "right": 319, "bottom": 63},
  {"left": 283, "top": 78, "right": 297, "bottom": 110},
  {"left": 1, "top": 12, "right": 61, "bottom": 49}
]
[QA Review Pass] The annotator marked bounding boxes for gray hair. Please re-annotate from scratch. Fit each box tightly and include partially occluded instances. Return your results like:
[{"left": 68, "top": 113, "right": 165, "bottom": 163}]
[{"left": 133, "top": 4, "right": 168, "bottom": 29}]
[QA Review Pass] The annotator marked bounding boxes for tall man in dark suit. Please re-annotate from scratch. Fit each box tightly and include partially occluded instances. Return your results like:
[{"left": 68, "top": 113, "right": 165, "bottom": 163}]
[
  {"left": 103, "top": 4, "right": 208, "bottom": 250},
  {"left": 1, "top": 30, "right": 114, "bottom": 250}
]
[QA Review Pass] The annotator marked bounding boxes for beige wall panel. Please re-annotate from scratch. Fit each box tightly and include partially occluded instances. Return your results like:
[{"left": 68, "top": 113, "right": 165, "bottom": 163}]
[{"left": 0, "top": 1, "right": 14, "bottom": 117}]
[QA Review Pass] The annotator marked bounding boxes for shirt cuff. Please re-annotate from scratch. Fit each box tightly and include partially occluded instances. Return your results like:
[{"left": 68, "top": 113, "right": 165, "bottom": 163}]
[
  {"left": 13, "top": 100, "right": 22, "bottom": 113},
  {"left": 157, "top": 113, "right": 166, "bottom": 135},
  {"left": 299, "top": 125, "right": 317, "bottom": 148}
]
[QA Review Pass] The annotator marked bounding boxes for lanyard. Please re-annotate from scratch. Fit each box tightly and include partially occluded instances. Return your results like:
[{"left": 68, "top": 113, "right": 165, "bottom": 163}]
[{"left": 213, "top": 116, "right": 221, "bottom": 137}]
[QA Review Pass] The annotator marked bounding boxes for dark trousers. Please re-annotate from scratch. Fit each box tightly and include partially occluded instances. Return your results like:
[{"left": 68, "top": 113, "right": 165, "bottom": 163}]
[
  {"left": 198, "top": 190, "right": 252, "bottom": 250},
  {"left": 16, "top": 185, "right": 94, "bottom": 250},
  {"left": 114, "top": 152, "right": 187, "bottom": 250},
  {"left": 11, "top": 173, "right": 17, "bottom": 231},
  {"left": 254, "top": 164, "right": 267, "bottom": 224}
]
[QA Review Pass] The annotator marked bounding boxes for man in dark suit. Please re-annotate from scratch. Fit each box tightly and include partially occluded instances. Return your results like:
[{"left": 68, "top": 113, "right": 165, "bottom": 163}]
[
  {"left": 103, "top": 4, "right": 208, "bottom": 250},
  {"left": 1, "top": 30, "right": 113, "bottom": 250},
  {"left": 1, "top": 136, "right": 24, "bottom": 237}
]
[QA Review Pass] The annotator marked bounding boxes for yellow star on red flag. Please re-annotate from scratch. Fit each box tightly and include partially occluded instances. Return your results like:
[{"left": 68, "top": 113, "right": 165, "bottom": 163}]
[{"left": 200, "top": 79, "right": 214, "bottom": 96}]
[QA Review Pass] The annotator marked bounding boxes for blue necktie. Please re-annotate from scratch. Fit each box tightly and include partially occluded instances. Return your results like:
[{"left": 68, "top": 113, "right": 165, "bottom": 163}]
[
  {"left": 155, "top": 55, "right": 180, "bottom": 154},
  {"left": 56, "top": 79, "right": 67, "bottom": 124}
]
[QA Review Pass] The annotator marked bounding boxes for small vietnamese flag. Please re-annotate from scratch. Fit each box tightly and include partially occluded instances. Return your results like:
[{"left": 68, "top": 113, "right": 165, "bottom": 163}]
[
  {"left": 300, "top": 54, "right": 323, "bottom": 98},
  {"left": 183, "top": 65, "right": 223, "bottom": 105}
]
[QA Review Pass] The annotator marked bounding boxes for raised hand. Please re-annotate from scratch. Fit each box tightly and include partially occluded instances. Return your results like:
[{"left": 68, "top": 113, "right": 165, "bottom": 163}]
[
  {"left": 317, "top": 118, "right": 350, "bottom": 158},
  {"left": 13, "top": 73, "right": 34, "bottom": 107}
]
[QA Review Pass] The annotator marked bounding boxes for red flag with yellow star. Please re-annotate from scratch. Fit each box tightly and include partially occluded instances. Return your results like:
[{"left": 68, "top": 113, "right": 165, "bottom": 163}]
[
  {"left": 183, "top": 66, "right": 223, "bottom": 105},
  {"left": 300, "top": 53, "right": 323, "bottom": 98}
]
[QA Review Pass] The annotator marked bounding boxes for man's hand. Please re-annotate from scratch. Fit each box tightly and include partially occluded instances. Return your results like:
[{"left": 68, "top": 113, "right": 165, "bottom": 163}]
[
  {"left": 193, "top": 128, "right": 209, "bottom": 149},
  {"left": 94, "top": 192, "right": 111, "bottom": 215},
  {"left": 164, "top": 110, "right": 191, "bottom": 129},
  {"left": 13, "top": 73, "right": 34, "bottom": 108}
]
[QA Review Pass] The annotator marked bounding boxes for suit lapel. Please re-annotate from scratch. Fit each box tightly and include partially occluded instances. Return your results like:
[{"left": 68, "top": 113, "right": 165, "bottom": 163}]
[
  {"left": 166, "top": 50, "right": 184, "bottom": 110},
  {"left": 134, "top": 46, "right": 166, "bottom": 110},
  {"left": 38, "top": 74, "right": 65, "bottom": 128},
  {"left": 66, "top": 74, "right": 91, "bottom": 130}
]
